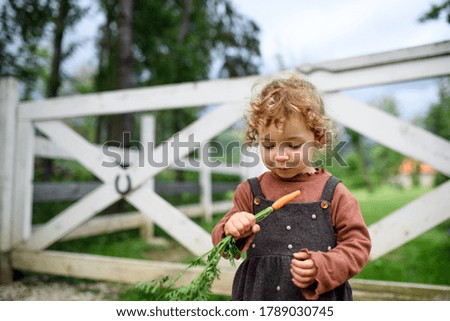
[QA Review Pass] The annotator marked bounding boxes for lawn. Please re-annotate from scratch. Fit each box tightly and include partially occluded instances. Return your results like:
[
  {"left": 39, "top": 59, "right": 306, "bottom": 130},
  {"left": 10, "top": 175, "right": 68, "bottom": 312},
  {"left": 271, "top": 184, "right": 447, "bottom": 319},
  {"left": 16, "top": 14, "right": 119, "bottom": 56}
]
[{"left": 351, "top": 185, "right": 449, "bottom": 286}]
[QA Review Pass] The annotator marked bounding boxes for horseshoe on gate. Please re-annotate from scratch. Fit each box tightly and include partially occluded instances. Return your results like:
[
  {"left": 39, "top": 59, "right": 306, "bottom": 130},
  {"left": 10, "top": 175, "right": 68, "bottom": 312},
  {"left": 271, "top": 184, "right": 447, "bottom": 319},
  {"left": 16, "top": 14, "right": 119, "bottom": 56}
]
[{"left": 115, "top": 173, "right": 132, "bottom": 195}]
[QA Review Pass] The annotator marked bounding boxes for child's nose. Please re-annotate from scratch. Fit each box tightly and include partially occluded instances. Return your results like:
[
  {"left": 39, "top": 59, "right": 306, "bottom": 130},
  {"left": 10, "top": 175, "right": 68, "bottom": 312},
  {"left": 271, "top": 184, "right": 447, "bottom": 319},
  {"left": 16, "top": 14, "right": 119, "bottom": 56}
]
[{"left": 275, "top": 154, "right": 289, "bottom": 162}]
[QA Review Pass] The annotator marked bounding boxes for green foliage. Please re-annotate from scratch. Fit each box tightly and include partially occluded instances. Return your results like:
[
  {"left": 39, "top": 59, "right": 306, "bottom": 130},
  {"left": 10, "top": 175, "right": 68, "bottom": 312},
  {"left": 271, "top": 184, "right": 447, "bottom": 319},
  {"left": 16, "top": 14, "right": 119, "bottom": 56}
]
[
  {"left": 0, "top": 0, "right": 88, "bottom": 99},
  {"left": 0, "top": 0, "right": 51, "bottom": 99},
  {"left": 50, "top": 230, "right": 151, "bottom": 259},
  {"left": 94, "top": 0, "right": 261, "bottom": 145},
  {"left": 423, "top": 78, "right": 450, "bottom": 140},
  {"left": 335, "top": 97, "right": 405, "bottom": 190},
  {"left": 135, "top": 204, "right": 275, "bottom": 300},
  {"left": 419, "top": 0, "right": 450, "bottom": 23},
  {"left": 422, "top": 78, "right": 450, "bottom": 186},
  {"left": 136, "top": 234, "right": 239, "bottom": 301}
]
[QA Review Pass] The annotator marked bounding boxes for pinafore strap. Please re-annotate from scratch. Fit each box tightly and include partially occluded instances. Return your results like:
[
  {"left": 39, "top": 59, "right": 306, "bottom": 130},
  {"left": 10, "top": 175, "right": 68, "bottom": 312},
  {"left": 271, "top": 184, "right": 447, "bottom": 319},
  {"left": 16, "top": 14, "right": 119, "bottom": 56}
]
[
  {"left": 320, "top": 176, "right": 341, "bottom": 203},
  {"left": 247, "top": 177, "right": 265, "bottom": 199}
]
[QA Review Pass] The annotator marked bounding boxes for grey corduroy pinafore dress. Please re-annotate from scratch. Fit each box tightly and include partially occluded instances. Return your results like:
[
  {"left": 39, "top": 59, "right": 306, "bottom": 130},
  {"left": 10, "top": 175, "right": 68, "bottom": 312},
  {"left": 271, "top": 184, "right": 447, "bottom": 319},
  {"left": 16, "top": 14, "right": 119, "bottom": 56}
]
[{"left": 232, "top": 176, "right": 352, "bottom": 301}]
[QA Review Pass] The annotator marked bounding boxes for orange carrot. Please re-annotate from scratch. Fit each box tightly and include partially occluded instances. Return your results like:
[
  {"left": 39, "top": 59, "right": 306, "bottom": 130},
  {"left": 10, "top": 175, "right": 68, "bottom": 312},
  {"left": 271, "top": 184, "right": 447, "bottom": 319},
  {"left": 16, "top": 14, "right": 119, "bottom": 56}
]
[{"left": 271, "top": 190, "right": 301, "bottom": 210}]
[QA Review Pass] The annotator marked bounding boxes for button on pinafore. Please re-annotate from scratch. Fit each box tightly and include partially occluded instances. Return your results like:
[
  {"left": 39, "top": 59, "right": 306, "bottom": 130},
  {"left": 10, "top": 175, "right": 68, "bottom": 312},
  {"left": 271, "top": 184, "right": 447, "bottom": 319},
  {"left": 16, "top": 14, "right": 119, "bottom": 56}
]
[{"left": 232, "top": 176, "right": 352, "bottom": 300}]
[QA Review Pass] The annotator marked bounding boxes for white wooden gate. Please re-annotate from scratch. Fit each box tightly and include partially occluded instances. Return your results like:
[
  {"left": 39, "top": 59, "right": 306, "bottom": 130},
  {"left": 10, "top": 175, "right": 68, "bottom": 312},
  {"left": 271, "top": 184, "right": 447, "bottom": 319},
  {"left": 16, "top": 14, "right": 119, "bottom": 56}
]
[{"left": 1, "top": 41, "right": 449, "bottom": 297}]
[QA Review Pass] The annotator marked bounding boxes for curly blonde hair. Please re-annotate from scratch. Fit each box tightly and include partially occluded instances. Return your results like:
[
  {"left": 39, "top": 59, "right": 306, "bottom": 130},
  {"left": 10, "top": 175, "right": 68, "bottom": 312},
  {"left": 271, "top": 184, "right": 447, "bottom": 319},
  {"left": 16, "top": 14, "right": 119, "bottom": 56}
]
[{"left": 245, "top": 75, "right": 333, "bottom": 148}]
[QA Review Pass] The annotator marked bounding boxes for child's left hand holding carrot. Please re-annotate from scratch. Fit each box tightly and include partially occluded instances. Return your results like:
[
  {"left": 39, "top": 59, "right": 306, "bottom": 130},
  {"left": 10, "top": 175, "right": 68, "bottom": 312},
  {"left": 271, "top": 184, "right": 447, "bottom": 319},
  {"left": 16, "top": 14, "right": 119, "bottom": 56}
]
[{"left": 291, "top": 251, "right": 318, "bottom": 289}]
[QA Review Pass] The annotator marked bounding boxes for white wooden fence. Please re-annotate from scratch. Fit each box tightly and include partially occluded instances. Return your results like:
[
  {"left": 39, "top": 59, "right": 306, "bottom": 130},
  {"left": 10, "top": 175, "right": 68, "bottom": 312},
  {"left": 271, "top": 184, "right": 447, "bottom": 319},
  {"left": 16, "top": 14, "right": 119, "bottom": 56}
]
[{"left": 1, "top": 41, "right": 450, "bottom": 299}]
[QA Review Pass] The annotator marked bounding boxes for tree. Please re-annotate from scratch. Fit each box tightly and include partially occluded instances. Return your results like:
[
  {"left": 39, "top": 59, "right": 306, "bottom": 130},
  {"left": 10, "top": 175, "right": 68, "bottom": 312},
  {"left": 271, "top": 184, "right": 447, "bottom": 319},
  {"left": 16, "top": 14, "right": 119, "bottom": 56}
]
[
  {"left": 0, "top": 0, "right": 87, "bottom": 100},
  {"left": 0, "top": 0, "right": 52, "bottom": 99},
  {"left": 46, "top": 0, "right": 88, "bottom": 98},
  {"left": 345, "top": 128, "right": 374, "bottom": 191},
  {"left": 419, "top": 0, "right": 450, "bottom": 23},
  {"left": 423, "top": 78, "right": 450, "bottom": 186},
  {"left": 370, "top": 97, "right": 404, "bottom": 185},
  {"left": 343, "top": 97, "right": 405, "bottom": 191},
  {"left": 94, "top": 0, "right": 261, "bottom": 143}
]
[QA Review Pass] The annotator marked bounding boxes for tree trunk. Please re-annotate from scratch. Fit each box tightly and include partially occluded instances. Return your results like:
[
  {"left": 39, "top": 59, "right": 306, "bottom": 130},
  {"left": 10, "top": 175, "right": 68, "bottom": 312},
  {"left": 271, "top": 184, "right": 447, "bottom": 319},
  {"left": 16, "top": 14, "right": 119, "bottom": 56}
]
[
  {"left": 43, "top": 0, "right": 70, "bottom": 180},
  {"left": 108, "top": 0, "right": 134, "bottom": 148}
]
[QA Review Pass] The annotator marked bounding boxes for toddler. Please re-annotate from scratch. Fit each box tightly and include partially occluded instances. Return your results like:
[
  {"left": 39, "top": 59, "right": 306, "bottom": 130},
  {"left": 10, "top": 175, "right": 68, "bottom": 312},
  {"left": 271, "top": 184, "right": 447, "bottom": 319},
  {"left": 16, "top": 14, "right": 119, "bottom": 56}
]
[{"left": 211, "top": 75, "right": 371, "bottom": 300}]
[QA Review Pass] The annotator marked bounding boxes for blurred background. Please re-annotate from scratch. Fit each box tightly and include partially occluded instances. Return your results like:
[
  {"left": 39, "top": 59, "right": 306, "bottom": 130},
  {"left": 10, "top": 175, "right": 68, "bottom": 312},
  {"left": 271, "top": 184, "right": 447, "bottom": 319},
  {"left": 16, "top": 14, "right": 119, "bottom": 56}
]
[{"left": 0, "top": 0, "right": 448, "bottom": 300}]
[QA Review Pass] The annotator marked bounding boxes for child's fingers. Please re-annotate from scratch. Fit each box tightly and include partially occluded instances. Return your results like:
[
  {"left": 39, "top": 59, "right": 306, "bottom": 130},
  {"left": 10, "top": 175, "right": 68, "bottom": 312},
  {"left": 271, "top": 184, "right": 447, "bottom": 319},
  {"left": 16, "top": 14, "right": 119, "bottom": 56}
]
[
  {"left": 293, "top": 251, "right": 311, "bottom": 260},
  {"left": 292, "top": 277, "right": 305, "bottom": 288},
  {"left": 291, "top": 270, "right": 314, "bottom": 284},
  {"left": 236, "top": 215, "right": 253, "bottom": 230},
  {"left": 233, "top": 219, "right": 247, "bottom": 234},
  {"left": 243, "top": 213, "right": 257, "bottom": 226},
  {"left": 290, "top": 263, "right": 316, "bottom": 277},
  {"left": 291, "top": 274, "right": 315, "bottom": 289},
  {"left": 224, "top": 224, "right": 240, "bottom": 238},
  {"left": 291, "top": 258, "right": 315, "bottom": 270},
  {"left": 251, "top": 224, "right": 260, "bottom": 234}
]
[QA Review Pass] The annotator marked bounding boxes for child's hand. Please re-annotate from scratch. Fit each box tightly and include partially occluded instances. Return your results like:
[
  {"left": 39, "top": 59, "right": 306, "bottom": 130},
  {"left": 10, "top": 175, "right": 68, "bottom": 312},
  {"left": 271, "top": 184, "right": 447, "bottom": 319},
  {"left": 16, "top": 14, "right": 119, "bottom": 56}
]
[
  {"left": 224, "top": 212, "right": 260, "bottom": 240},
  {"left": 291, "top": 251, "right": 317, "bottom": 288}
]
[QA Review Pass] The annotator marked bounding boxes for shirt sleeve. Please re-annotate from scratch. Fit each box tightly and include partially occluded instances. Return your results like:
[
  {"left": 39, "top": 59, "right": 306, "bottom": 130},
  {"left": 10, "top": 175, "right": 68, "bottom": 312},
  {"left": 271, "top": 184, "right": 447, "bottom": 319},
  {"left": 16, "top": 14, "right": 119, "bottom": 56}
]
[
  {"left": 211, "top": 180, "right": 253, "bottom": 246},
  {"left": 301, "top": 183, "right": 372, "bottom": 300}
]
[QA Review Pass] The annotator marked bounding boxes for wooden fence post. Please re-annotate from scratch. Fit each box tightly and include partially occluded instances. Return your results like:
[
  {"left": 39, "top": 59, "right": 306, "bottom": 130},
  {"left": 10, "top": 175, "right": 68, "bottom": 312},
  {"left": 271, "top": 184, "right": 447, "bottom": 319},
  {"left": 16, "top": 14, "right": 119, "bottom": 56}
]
[
  {"left": 11, "top": 119, "right": 35, "bottom": 249},
  {"left": 0, "top": 77, "right": 19, "bottom": 283},
  {"left": 200, "top": 142, "right": 213, "bottom": 221},
  {"left": 139, "top": 115, "right": 156, "bottom": 241}
]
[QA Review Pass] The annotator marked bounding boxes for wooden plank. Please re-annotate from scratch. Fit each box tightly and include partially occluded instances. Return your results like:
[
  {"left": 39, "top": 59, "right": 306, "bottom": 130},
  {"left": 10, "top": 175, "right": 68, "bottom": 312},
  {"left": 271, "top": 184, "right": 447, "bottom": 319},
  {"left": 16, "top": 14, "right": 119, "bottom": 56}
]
[
  {"left": 308, "top": 55, "right": 450, "bottom": 93},
  {"left": 31, "top": 212, "right": 143, "bottom": 241},
  {"left": 34, "top": 200, "right": 234, "bottom": 242},
  {"left": 177, "top": 200, "right": 233, "bottom": 217},
  {"left": 33, "top": 182, "right": 100, "bottom": 202},
  {"left": 140, "top": 115, "right": 156, "bottom": 191},
  {"left": 11, "top": 250, "right": 236, "bottom": 295},
  {"left": 369, "top": 180, "right": 450, "bottom": 260},
  {"left": 34, "top": 136, "right": 74, "bottom": 160},
  {"left": 35, "top": 135, "right": 243, "bottom": 177},
  {"left": 18, "top": 76, "right": 255, "bottom": 121},
  {"left": 139, "top": 115, "right": 156, "bottom": 240},
  {"left": 60, "top": 212, "right": 143, "bottom": 241},
  {"left": 127, "top": 102, "right": 244, "bottom": 190},
  {"left": 34, "top": 121, "right": 122, "bottom": 183},
  {"left": 32, "top": 181, "right": 237, "bottom": 202},
  {"left": 200, "top": 161, "right": 213, "bottom": 220},
  {"left": 11, "top": 250, "right": 450, "bottom": 299},
  {"left": 0, "top": 78, "right": 19, "bottom": 252},
  {"left": 18, "top": 42, "right": 450, "bottom": 121},
  {"left": 35, "top": 134, "right": 243, "bottom": 176},
  {"left": 126, "top": 187, "right": 213, "bottom": 257},
  {"left": 298, "top": 40, "right": 450, "bottom": 74},
  {"left": 22, "top": 184, "right": 121, "bottom": 250},
  {"left": 0, "top": 252, "right": 13, "bottom": 284},
  {"left": 11, "top": 121, "right": 35, "bottom": 248},
  {"left": 324, "top": 93, "right": 450, "bottom": 176},
  {"left": 349, "top": 279, "right": 450, "bottom": 301},
  {"left": 175, "top": 161, "right": 242, "bottom": 175},
  {"left": 36, "top": 102, "right": 243, "bottom": 195}
]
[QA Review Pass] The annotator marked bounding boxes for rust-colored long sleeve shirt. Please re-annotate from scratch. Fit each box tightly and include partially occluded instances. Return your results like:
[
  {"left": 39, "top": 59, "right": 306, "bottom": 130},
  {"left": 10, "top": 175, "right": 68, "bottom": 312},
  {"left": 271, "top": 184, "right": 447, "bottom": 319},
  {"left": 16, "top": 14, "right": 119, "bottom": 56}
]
[{"left": 211, "top": 169, "right": 371, "bottom": 300}]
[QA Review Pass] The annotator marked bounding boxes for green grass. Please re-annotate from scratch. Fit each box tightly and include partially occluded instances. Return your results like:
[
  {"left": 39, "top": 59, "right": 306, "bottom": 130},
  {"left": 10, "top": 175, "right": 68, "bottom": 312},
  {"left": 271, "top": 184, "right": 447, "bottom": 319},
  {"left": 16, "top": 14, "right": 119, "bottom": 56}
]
[{"left": 349, "top": 185, "right": 449, "bottom": 286}]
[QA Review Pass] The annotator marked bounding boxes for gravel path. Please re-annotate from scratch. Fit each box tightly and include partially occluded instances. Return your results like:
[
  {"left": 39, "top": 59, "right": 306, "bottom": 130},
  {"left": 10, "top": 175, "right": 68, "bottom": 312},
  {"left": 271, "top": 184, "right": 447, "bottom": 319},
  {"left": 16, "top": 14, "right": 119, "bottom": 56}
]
[{"left": 0, "top": 274, "right": 126, "bottom": 301}]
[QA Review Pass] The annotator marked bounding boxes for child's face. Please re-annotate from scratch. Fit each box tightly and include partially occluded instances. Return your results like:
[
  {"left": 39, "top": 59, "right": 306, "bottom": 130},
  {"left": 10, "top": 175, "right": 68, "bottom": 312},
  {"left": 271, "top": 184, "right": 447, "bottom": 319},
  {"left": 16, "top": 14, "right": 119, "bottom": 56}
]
[{"left": 258, "top": 115, "right": 317, "bottom": 179}]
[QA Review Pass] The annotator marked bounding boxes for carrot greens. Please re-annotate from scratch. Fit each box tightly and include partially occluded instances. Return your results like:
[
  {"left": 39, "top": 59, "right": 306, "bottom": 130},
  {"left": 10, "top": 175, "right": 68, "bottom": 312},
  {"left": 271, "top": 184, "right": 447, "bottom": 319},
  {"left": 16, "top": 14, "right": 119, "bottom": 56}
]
[{"left": 136, "top": 190, "right": 300, "bottom": 300}]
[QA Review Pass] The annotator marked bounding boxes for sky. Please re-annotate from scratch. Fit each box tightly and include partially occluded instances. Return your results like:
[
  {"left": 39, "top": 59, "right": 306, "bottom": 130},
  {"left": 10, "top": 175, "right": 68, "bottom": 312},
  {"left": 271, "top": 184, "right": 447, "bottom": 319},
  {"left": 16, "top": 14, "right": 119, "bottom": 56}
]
[
  {"left": 228, "top": 0, "right": 449, "bottom": 121},
  {"left": 66, "top": 0, "right": 449, "bottom": 121}
]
